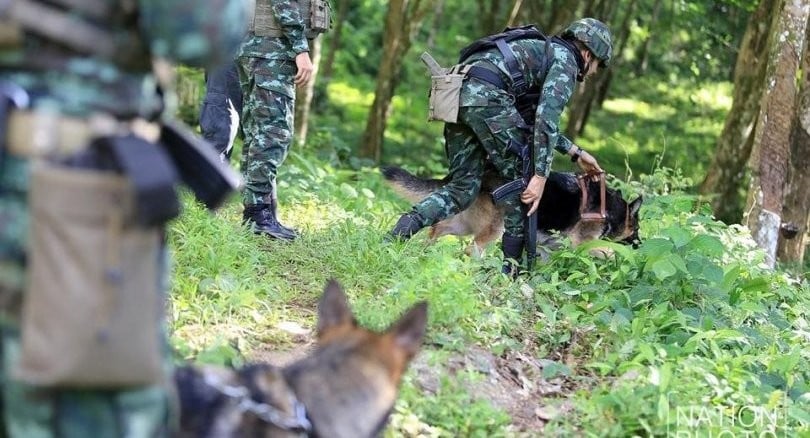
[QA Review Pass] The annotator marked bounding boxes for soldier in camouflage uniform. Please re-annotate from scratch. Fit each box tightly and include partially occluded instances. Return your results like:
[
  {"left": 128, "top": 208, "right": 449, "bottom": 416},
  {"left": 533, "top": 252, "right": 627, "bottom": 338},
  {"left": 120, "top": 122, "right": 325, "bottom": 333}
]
[
  {"left": 0, "top": 0, "right": 247, "bottom": 436},
  {"left": 238, "top": 0, "right": 316, "bottom": 241},
  {"left": 390, "top": 18, "right": 612, "bottom": 274}
]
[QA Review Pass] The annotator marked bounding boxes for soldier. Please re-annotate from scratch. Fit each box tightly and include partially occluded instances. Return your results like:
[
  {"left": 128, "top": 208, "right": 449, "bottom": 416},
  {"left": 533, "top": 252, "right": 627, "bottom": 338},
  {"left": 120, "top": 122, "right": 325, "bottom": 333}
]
[
  {"left": 238, "top": 0, "right": 330, "bottom": 241},
  {"left": 389, "top": 18, "right": 611, "bottom": 275},
  {"left": 0, "top": 0, "right": 247, "bottom": 436}
]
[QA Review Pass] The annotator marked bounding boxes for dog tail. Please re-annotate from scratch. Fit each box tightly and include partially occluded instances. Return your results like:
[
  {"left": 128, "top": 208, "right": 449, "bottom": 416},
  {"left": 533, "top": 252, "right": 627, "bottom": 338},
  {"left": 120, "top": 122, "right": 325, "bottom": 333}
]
[{"left": 381, "top": 166, "right": 446, "bottom": 203}]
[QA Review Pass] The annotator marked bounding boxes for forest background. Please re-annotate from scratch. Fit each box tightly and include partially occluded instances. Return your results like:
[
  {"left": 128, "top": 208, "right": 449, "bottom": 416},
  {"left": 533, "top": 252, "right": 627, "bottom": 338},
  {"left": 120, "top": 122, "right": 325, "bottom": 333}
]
[{"left": 169, "top": 0, "right": 810, "bottom": 435}]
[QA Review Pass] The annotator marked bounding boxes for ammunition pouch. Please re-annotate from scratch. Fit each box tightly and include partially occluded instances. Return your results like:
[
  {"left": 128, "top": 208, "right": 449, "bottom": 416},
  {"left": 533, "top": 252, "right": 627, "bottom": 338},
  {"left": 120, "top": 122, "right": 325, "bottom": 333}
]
[
  {"left": 16, "top": 161, "right": 164, "bottom": 386},
  {"left": 253, "top": 0, "right": 332, "bottom": 38},
  {"left": 426, "top": 64, "right": 470, "bottom": 123}
]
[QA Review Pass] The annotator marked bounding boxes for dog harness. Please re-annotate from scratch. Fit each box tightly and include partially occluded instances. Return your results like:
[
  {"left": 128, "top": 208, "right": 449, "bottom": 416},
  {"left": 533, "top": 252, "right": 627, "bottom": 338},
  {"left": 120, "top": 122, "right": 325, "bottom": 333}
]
[{"left": 203, "top": 369, "right": 313, "bottom": 435}]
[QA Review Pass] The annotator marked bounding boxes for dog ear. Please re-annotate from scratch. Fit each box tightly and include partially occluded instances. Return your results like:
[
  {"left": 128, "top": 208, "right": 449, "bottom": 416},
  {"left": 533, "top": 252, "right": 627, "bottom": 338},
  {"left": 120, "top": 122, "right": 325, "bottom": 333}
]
[
  {"left": 388, "top": 301, "right": 428, "bottom": 359},
  {"left": 629, "top": 196, "right": 643, "bottom": 216},
  {"left": 317, "top": 279, "right": 355, "bottom": 337}
]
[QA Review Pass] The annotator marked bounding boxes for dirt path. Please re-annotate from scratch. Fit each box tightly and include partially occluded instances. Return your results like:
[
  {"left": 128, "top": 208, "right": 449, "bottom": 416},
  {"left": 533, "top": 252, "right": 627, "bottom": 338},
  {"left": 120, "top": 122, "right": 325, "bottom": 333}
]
[{"left": 251, "top": 338, "right": 572, "bottom": 434}]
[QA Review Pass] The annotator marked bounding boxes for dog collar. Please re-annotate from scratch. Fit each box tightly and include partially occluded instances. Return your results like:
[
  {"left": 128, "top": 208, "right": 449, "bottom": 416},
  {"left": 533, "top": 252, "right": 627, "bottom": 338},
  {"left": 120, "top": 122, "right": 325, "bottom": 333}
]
[
  {"left": 203, "top": 371, "right": 314, "bottom": 435},
  {"left": 577, "top": 172, "right": 607, "bottom": 222}
]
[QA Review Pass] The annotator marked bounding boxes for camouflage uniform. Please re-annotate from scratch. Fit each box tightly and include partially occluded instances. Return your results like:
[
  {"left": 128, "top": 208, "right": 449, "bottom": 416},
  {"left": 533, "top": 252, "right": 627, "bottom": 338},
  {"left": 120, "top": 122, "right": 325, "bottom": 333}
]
[
  {"left": 237, "top": 0, "right": 309, "bottom": 207},
  {"left": 0, "top": 1, "right": 247, "bottom": 436},
  {"left": 410, "top": 38, "right": 584, "bottom": 238}
]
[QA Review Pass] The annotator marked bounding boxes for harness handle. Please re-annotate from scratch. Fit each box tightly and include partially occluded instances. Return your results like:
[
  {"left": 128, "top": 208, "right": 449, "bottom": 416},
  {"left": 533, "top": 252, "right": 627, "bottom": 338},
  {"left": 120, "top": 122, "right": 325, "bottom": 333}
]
[{"left": 577, "top": 172, "right": 606, "bottom": 221}]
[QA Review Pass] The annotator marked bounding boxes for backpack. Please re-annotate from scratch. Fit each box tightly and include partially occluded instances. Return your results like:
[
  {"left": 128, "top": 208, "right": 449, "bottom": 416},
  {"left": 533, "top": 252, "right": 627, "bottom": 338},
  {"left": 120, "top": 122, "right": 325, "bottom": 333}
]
[
  {"left": 458, "top": 25, "right": 551, "bottom": 125},
  {"left": 458, "top": 25, "right": 546, "bottom": 64}
]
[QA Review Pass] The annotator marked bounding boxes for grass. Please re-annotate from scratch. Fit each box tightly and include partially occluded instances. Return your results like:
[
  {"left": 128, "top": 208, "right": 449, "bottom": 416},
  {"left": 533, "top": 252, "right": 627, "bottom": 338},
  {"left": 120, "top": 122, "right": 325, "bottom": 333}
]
[{"left": 168, "top": 71, "right": 809, "bottom": 435}]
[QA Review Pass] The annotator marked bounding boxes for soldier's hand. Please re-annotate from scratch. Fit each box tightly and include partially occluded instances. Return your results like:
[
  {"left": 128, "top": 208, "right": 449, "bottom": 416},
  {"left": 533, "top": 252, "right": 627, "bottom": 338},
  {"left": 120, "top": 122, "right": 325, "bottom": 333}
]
[
  {"left": 521, "top": 175, "right": 547, "bottom": 216},
  {"left": 294, "top": 52, "right": 314, "bottom": 85},
  {"left": 576, "top": 150, "right": 603, "bottom": 181}
]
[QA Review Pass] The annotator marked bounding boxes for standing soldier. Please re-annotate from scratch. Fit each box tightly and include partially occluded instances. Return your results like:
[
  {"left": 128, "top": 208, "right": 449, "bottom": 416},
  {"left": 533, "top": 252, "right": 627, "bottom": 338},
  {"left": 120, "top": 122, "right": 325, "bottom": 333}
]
[
  {"left": 389, "top": 18, "right": 611, "bottom": 275},
  {"left": 0, "top": 0, "right": 247, "bottom": 436},
  {"left": 239, "top": 0, "right": 331, "bottom": 241}
]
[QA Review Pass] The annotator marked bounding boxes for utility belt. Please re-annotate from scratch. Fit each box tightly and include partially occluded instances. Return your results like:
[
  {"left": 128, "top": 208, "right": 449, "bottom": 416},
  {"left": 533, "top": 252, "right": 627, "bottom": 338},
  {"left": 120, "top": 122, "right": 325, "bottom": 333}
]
[
  {"left": 251, "top": 0, "right": 332, "bottom": 39},
  {"left": 0, "top": 81, "right": 241, "bottom": 387}
]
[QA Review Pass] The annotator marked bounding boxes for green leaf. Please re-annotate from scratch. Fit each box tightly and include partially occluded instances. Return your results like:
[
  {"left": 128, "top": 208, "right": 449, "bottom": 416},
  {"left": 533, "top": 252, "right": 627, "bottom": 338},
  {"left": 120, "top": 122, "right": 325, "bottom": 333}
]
[
  {"left": 651, "top": 258, "right": 677, "bottom": 280},
  {"left": 686, "top": 234, "right": 725, "bottom": 258},
  {"left": 339, "top": 182, "right": 358, "bottom": 198},
  {"left": 640, "top": 238, "right": 675, "bottom": 260}
]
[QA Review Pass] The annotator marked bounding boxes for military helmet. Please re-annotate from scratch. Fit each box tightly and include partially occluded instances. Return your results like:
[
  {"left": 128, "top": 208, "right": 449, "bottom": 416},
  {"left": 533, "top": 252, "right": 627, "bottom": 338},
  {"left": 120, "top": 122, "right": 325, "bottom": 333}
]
[{"left": 563, "top": 18, "right": 613, "bottom": 68}]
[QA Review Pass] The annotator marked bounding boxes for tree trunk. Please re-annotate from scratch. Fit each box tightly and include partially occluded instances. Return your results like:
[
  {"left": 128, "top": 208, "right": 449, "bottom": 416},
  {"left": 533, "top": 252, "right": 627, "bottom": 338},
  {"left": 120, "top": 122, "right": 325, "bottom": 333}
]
[
  {"left": 546, "top": 0, "right": 580, "bottom": 33},
  {"left": 563, "top": 0, "right": 620, "bottom": 140},
  {"left": 700, "top": 0, "right": 777, "bottom": 224},
  {"left": 745, "top": 0, "right": 809, "bottom": 268},
  {"left": 504, "top": 0, "right": 525, "bottom": 28},
  {"left": 777, "top": 20, "right": 810, "bottom": 264},
  {"left": 426, "top": 0, "right": 446, "bottom": 50},
  {"left": 635, "top": 0, "right": 663, "bottom": 75},
  {"left": 319, "top": 0, "right": 349, "bottom": 85},
  {"left": 294, "top": 36, "right": 322, "bottom": 147},
  {"left": 359, "top": 0, "right": 430, "bottom": 162}
]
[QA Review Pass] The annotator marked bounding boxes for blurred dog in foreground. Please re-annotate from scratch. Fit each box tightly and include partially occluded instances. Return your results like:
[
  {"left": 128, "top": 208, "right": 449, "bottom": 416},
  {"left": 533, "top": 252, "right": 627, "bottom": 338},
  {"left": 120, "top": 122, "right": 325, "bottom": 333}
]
[
  {"left": 382, "top": 166, "right": 642, "bottom": 257},
  {"left": 175, "top": 279, "right": 428, "bottom": 437}
]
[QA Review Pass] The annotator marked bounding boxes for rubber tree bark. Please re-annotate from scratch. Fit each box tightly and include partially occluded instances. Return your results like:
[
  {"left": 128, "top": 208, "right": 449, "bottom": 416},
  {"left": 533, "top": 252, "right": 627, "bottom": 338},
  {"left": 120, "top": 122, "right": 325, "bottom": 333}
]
[{"left": 744, "top": 0, "right": 809, "bottom": 268}]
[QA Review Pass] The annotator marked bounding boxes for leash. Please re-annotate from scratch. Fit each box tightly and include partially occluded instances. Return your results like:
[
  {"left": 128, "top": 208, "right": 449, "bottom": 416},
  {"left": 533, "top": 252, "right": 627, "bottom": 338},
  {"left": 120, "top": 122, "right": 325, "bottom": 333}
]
[
  {"left": 577, "top": 172, "right": 607, "bottom": 222},
  {"left": 202, "top": 372, "right": 313, "bottom": 435}
]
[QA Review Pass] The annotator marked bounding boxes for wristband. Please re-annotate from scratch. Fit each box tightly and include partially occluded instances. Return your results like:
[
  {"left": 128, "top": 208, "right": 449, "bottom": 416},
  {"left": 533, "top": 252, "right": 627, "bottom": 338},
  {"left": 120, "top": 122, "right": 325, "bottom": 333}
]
[{"left": 571, "top": 146, "right": 582, "bottom": 162}]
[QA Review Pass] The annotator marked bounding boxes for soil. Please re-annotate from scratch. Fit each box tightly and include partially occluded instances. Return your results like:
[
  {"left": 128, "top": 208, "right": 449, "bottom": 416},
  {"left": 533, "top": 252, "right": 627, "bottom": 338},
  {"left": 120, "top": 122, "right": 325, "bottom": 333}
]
[{"left": 251, "top": 335, "right": 574, "bottom": 434}]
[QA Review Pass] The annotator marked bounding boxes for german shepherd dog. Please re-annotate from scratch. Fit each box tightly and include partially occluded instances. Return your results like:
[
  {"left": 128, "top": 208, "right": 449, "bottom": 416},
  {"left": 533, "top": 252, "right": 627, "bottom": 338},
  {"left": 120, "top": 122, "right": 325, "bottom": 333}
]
[
  {"left": 382, "top": 166, "right": 642, "bottom": 256},
  {"left": 175, "top": 280, "right": 428, "bottom": 437}
]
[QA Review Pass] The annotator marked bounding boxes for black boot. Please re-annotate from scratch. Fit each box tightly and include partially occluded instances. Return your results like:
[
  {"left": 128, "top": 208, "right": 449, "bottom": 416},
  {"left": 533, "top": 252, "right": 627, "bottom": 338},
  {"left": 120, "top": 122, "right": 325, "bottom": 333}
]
[
  {"left": 266, "top": 198, "right": 299, "bottom": 238},
  {"left": 387, "top": 212, "right": 425, "bottom": 241},
  {"left": 243, "top": 204, "right": 297, "bottom": 241},
  {"left": 501, "top": 233, "right": 525, "bottom": 278}
]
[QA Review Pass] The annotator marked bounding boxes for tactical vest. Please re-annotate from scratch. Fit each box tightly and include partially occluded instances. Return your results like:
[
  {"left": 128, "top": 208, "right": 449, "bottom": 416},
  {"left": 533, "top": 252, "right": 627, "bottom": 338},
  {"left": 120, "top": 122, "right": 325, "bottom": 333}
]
[
  {"left": 252, "top": 0, "right": 331, "bottom": 39},
  {"left": 0, "top": 0, "right": 151, "bottom": 71}
]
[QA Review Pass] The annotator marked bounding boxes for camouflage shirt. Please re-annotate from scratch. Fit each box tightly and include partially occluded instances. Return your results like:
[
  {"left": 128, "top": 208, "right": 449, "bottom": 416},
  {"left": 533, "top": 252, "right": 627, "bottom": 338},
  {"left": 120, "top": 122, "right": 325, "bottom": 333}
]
[
  {"left": 238, "top": 0, "right": 310, "bottom": 60},
  {"left": 460, "top": 38, "right": 581, "bottom": 177},
  {"left": 0, "top": 0, "right": 249, "bottom": 118}
]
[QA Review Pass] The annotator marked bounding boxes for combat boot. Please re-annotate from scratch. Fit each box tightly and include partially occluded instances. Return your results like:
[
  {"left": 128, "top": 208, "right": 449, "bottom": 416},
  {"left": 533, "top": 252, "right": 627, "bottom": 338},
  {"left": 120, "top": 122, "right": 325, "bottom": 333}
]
[
  {"left": 243, "top": 204, "right": 297, "bottom": 241},
  {"left": 387, "top": 212, "right": 425, "bottom": 241},
  {"left": 501, "top": 233, "right": 524, "bottom": 278}
]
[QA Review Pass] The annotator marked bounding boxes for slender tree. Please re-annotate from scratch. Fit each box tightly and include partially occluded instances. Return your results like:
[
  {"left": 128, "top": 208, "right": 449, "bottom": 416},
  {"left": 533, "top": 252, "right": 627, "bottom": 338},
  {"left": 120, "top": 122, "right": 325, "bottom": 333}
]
[
  {"left": 700, "top": 0, "right": 777, "bottom": 223},
  {"left": 744, "top": 0, "right": 809, "bottom": 268},
  {"left": 359, "top": 0, "right": 431, "bottom": 162},
  {"left": 319, "top": 0, "right": 350, "bottom": 85},
  {"left": 777, "top": 19, "right": 810, "bottom": 264},
  {"left": 294, "top": 36, "right": 323, "bottom": 147}
]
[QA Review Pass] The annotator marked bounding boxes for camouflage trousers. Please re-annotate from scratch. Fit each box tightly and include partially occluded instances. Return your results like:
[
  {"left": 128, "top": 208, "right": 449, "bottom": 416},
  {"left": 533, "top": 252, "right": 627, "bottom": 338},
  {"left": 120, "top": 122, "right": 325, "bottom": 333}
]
[
  {"left": 236, "top": 56, "right": 296, "bottom": 206},
  {"left": 411, "top": 105, "right": 530, "bottom": 238},
  {"left": 0, "top": 156, "right": 173, "bottom": 438}
]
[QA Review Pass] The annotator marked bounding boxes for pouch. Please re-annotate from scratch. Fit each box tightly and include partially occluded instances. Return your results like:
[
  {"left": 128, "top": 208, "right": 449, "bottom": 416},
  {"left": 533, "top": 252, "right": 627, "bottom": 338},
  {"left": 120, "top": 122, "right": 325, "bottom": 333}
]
[
  {"left": 310, "top": 0, "right": 332, "bottom": 33},
  {"left": 428, "top": 65, "right": 470, "bottom": 123},
  {"left": 15, "top": 162, "right": 164, "bottom": 387}
]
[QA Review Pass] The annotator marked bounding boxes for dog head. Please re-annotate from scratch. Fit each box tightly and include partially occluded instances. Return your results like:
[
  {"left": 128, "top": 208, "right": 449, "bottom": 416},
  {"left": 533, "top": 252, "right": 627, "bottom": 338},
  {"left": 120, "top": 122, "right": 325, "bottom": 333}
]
[
  {"left": 176, "top": 280, "right": 427, "bottom": 438},
  {"left": 603, "top": 191, "right": 643, "bottom": 247},
  {"left": 283, "top": 279, "right": 428, "bottom": 438}
]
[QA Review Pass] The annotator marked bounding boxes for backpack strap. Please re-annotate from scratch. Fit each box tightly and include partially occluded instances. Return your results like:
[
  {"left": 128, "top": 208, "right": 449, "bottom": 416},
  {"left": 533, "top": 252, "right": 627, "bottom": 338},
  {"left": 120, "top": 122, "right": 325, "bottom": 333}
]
[{"left": 495, "top": 38, "right": 527, "bottom": 95}]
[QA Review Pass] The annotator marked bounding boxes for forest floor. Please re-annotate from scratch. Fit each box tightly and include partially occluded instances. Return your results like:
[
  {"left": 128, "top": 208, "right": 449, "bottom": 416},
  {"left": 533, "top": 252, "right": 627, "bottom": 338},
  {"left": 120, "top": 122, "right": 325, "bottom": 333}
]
[{"left": 251, "top": 330, "right": 575, "bottom": 433}]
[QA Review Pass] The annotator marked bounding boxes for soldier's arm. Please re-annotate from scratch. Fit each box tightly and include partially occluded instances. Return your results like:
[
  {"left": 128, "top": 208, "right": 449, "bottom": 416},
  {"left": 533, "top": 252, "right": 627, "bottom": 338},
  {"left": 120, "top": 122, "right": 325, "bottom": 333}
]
[
  {"left": 531, "top": 55, "right": 578, "bottom": 177},
  {"left": 270, "top": 0, "right": 309, "bottom": 54},
  {"left": 137, "top": 0, "right": 249, "bottom": 68}
]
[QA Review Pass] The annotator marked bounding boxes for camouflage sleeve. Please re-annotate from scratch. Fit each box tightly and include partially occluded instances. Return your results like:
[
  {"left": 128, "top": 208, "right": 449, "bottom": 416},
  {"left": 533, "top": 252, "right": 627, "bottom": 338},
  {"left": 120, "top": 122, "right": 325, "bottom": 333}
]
[
  {"left": 532, "top": 53, "right": 577, "bottom": 177},
  {"left": 271, "top": 0, "right": 310, "bottom": 54},
  {"left": 138, "top": 0, "right": 249, "bottom": 68}
]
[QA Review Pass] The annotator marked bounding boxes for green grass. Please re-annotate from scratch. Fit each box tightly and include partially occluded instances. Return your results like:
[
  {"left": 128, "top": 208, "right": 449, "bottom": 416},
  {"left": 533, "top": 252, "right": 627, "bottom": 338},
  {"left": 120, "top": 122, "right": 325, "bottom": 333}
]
[
  {"left": 169, "top": 71, "right": 809, "bottom": 435},
  {"left": 168, "top": 152, "right": 810, "bottom": 435}
]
